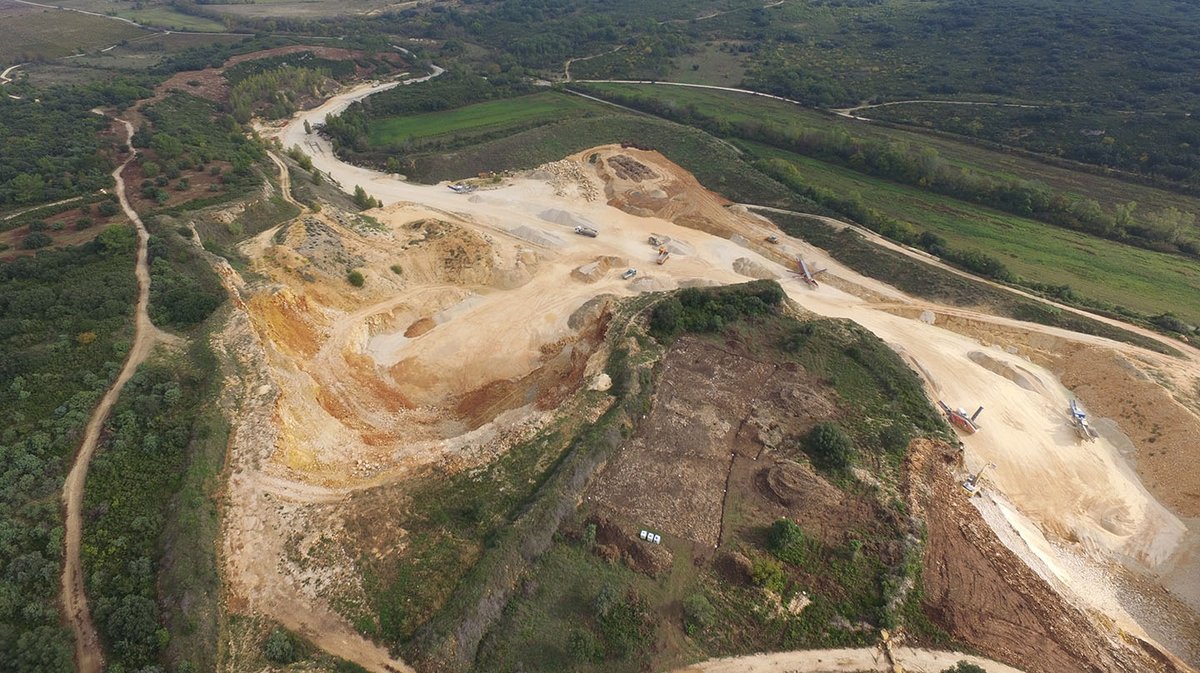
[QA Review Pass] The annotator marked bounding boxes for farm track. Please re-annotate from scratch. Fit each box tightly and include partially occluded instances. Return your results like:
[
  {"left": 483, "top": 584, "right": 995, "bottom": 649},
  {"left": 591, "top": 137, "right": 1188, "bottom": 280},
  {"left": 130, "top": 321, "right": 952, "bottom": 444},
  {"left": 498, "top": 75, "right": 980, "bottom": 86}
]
[
  {"left": 832, "top": 98, "right": 1047, "bottom": 120},
  {"left": 61, "top": 116, "right": 175, "bottom": 673}
]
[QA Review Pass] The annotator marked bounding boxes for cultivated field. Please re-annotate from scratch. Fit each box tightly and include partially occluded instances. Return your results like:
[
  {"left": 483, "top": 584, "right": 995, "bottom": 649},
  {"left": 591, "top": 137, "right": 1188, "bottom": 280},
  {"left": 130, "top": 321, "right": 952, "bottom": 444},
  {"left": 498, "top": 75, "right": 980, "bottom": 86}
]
[
  {"left": 116, "top": 6, "right": 228, "bottom": 31},
  {"left": 752, "top": 143, "right": 1200, "bottom": 325},
  {"left": 0, "top": 3, "right": 147, "bottom": 63},
  {"left": 366, "top": 92, "right": 600, "bottom": 147}
]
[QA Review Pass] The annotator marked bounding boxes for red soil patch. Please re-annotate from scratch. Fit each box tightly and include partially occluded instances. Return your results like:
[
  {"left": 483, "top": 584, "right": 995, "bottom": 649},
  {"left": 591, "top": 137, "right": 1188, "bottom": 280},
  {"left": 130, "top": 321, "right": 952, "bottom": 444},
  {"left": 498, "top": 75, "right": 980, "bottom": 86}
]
[
  {"left": 404, "top": 317, "right": 436, "bottom": 337},
  {"left": 141, "top": 45, "right": 408, "bottom": 108}
]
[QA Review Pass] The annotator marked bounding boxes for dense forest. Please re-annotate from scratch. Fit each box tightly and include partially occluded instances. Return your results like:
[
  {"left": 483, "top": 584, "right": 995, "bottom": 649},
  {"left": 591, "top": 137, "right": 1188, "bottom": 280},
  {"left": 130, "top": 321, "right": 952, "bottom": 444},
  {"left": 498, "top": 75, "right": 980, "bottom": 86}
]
[
  {"left": 0, "top": 80, "right": 151, "bottom": 209},
  {"left": 0, "top": 229, "right": 139, "bottom": 672}
]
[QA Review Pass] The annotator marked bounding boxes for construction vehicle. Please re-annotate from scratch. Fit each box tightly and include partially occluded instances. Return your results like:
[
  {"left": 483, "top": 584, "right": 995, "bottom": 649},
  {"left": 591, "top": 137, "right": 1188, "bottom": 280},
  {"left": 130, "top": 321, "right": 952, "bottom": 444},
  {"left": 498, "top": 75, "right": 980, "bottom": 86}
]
[
  {"left": 622, "top": 268, "right": 637, "bottom": 280},
  {"left": 793, "top": 258, "right": 826, "bottom": 289},
  {"left": 962, "top": 462, "right": 997, "bottom": 496},
  {"left": 447, "top": 183, "right": 475, "bottom": 193},
  {"left": 656, "top": 246, "right": 670, "bottom": 265},
  {"left": 766, "top": 235, "right": 779, "bottom": 244},
  {"left": 648, "top": 234, "right": 663, "bottom": 246},
  {"left": 939, "top": 400, "right": 983, "bottom": 435},
  {"left": 574, "top": 225, "right": 598, "bottom": 238},
  {"left": 1069, "top": 400, "right": 1099, "bottom": 441}
]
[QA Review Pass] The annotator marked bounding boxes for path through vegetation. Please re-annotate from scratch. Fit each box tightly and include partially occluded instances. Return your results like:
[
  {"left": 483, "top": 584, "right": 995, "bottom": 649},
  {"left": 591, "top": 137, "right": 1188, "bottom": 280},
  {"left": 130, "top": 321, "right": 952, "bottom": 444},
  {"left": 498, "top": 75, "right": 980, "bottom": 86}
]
[{"left": 61, "top": 116, "right": 173, "bottom": 673}]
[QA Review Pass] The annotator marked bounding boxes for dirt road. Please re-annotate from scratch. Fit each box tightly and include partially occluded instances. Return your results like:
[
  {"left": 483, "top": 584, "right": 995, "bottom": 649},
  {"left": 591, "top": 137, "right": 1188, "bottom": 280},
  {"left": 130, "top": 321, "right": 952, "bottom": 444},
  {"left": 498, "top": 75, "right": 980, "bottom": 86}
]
[
  {"left": 831, "top": 99, "right": 1045, "bottom": 121},
  {"left": 266, "top": 149, "right": 302, "bottom": 209},
  {"left": 61, "top": 117, "right": 171, "bottom": 673},
  {"left": 673, "top": 646, "right": 1027, "bottom": 673}
]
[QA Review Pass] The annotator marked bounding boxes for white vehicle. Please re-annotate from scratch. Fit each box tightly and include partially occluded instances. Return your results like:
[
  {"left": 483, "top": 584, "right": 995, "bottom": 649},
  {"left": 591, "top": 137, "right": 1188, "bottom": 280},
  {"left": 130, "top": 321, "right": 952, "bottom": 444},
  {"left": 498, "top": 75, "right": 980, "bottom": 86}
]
[{"left": 622, "top": 268, "right": 637, "bottom": 280}]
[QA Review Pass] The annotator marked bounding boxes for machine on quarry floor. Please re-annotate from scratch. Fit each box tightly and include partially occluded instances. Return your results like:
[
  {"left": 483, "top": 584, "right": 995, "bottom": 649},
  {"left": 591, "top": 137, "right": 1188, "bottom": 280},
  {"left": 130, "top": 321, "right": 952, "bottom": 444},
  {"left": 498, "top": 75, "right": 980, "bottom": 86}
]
[{"left": 939, "top": 400, "right": 983, "bottom": 435}]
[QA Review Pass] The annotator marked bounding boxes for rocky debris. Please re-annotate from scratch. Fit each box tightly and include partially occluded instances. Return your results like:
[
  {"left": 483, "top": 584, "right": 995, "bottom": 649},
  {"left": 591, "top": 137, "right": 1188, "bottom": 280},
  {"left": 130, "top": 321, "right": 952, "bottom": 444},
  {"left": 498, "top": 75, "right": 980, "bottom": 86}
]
[
  {"left": 290, "top": 216, "right": 364, "bottom": 276},
  {"left": 630, "top": 276, "right": 673, "bottom": 293},
  {"left": 732, "top": 257, "right": 779, "bottom": 280},
  {"left": 533, "top": 159, "right": 599, "bottom": 201},
  {"left": 746, "top": 403, "right": 784, "bottom": 452},
  {"left": 607, "top": 155, "right": 657, "bottom": 181},
  {"left": 589, "top": 373, "right": 613, "bottom": 391}
]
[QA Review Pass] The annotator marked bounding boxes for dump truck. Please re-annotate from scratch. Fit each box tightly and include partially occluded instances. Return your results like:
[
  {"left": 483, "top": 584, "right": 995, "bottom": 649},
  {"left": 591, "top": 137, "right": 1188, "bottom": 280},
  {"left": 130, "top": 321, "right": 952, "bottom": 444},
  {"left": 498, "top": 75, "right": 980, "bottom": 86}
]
[
  {"left": 574, "top": 225, "right": 598, "bottom": 238},
  {"left": 622, "top": 268, "right": 637, "bottom": 280},
  {"left": 656, "top": 246, "right": 670, "bottom": 265}
]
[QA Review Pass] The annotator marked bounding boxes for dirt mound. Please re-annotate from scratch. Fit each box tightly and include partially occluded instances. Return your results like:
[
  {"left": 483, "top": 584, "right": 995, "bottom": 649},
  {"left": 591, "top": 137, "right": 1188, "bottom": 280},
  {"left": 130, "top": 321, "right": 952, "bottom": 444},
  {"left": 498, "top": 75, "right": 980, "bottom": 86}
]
[
  {"left": 404, "top": 317, "right": 435, "bottom": 337},
  {"left": 733, "top": 257, "right": 779, "bottom": 280},
  {"left": 761, "top": 460, "right": 844, "bottom": 509},
  {"left": 508, "top": 224, "right": 564, "bottom": 248},
  {"left": 571, "top": 255, "right": 626, "bottom": 283},
  {"left": 630, "top": 276, "right": 673, "bottom": 293},
  {"left": 540, "top": 208, "right": 598, "bottom": 230},
  {"left": 968, "top": 350, "right": 1045, "bottom": 392}
]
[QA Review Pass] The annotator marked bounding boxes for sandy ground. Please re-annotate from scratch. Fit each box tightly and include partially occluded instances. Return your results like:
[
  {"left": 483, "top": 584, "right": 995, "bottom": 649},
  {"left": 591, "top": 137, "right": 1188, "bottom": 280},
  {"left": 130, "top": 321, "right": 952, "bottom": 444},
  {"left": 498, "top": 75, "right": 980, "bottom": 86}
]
[{"left": 227, "top": 80, "right": 1200, "bottom": 669}]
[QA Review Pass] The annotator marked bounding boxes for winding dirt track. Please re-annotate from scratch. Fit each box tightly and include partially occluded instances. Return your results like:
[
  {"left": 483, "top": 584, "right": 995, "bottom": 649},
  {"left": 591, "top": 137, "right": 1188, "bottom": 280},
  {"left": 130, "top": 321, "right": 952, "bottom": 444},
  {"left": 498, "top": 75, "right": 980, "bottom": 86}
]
[
  {"left": 61, "top": 117, "right": 168, "bottom": 673},
  {"left": 673, "top": 646, "right": 1026, "bottom": 673},
  {"left": 266, "top": 149, "right": 302, "bottom": 209}
]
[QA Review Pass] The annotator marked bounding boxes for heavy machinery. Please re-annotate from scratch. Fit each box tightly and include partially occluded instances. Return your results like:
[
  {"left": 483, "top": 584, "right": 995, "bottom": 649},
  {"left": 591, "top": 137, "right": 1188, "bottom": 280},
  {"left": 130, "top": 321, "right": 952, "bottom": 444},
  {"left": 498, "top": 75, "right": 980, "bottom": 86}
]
[
  {"left": 794, "top": 258, "right": 826, "bottom": 289},
  {"left": 1070, "top": 400, "right": 1099, "bottom": 441},
  {"left": 939, "top": 400, "right": 983, "bottom": 434},
  {"left": 574, "top": 225, "right": 598, "bottom": 238},
  {"left": 622, "top": 268, "right": 637, "bottom": 280},
  {"left": 656, "top": 246, "right": 670, "bottom": 264},
  {"left": 962, "top": 462, "right": 997, "bottom": 496}
]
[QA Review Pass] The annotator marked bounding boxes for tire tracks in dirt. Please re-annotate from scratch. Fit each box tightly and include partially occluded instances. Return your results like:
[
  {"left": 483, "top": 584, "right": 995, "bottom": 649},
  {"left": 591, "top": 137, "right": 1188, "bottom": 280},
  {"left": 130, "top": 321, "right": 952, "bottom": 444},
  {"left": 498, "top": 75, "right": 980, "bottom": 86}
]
[{"left": 61, "top": 116, "right": 176, "bottom": 673}]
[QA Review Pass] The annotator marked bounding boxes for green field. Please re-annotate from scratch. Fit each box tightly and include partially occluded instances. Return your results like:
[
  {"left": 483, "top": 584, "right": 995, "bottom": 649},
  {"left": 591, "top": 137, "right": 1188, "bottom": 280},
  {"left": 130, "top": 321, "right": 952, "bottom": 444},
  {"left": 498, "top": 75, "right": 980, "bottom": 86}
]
[
  {"left": 0, "top": 8, "right": 147, "bottom": 63},
  {"left": 116, "top": 6, "right": 229, "bottom": 31},
  {"left": 580, "top": 83, "right": 1200, "bottom": 216},
  {"left": 366, "top": 92, "right": 598, "bottom": 147},
  {"left": 751, "top": 143, "right": 1200, "bottom": 325}
]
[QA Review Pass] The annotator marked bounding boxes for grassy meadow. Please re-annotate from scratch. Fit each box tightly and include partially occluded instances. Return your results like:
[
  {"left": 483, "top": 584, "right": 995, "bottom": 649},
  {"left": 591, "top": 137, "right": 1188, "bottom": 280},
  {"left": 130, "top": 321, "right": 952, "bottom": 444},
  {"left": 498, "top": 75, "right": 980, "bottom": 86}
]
[
  {"left": 751, "top": 145, "right": 1200, "bottom": 325},
  {"left": 366, "top": 92, "right": 598, "bottom": 147}
]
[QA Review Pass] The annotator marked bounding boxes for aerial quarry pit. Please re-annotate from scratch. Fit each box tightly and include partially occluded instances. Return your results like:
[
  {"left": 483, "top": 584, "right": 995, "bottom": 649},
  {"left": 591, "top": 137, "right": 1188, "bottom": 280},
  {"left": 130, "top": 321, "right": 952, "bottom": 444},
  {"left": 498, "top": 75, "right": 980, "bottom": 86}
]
[{"left": 207, "top": 79, "right": 1200, "bottom": 673}]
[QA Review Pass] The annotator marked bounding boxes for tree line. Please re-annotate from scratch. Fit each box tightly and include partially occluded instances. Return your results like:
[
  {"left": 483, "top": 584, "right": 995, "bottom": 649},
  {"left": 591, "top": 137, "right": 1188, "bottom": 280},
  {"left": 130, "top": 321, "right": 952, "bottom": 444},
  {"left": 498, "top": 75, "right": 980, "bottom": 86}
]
[{"left": 577, "top": 86, "right": 1200, "bottom": 257}]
